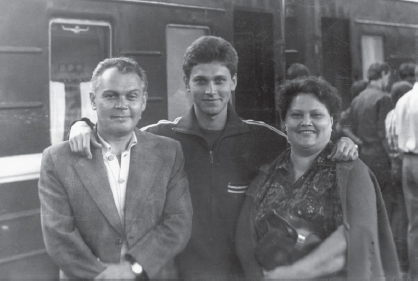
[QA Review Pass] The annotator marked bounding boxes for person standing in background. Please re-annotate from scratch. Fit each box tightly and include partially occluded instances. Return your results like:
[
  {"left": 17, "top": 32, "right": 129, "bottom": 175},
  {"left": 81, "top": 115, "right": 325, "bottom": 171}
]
[
  {"left": 398, "top": 62, "right": 416, "bottom": 86},
  {"left": 346, "top": 62, "right": 394, "bottom": 220},
  {"left": 286, "top": 63, "right": 310, "bottom": 80},
  {"left": 385, "top": 62, "right": 416, "bottom": 273},
  {"left": 394, "top": 65, "right": 418, "bottom": 279},
  {"left": 337, "top": 80, "right": 368, "bottom": 141}
]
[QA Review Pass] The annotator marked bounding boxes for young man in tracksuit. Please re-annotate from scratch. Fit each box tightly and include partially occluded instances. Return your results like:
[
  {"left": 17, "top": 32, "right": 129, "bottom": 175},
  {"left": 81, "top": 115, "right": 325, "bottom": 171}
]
[{"left": 69, "top": 36, "right": 358, "bottom": 280}]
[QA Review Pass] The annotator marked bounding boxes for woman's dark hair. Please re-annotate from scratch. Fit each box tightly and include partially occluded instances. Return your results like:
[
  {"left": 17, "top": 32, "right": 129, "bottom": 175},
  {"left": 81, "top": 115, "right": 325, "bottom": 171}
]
[
  {"left": 182, "top": 36, "right": 238, "bottom": 80},
  {"left": 278, "top": 76, "right": 342, "bottom": 121}
]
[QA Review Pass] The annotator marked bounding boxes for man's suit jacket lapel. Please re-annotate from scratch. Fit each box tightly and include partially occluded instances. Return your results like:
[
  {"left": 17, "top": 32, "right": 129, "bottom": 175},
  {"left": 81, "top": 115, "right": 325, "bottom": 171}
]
[
  {"left": 124, "top": 130, "right": 162, "bottom": 233},
  {"left": 74, "top": 148, "right": 124, "bottom": 236}
]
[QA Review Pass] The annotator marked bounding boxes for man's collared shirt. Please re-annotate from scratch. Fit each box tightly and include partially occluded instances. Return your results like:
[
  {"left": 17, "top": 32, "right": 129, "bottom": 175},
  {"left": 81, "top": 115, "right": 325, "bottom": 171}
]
[
  {"left": 395, "top": 83, "right": 418, "bottom": 154},
  {"left": 97, "top": 132, "right": 137, "bottom": 262},
  {"left": 98, "top": 132, "right": 137, "bottom": 221}
]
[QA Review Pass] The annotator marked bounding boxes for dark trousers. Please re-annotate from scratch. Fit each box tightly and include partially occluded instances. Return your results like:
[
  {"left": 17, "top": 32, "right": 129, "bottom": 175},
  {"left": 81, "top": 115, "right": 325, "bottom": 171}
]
[
  {"left": 402, "top": 154, "right": 418, "bottom": 277},
  {"left": 360, "top": 144, "right": 394, "bottom": 219},
  {"left": 390, "top": 155, "right": 409, "bottom": 272}
]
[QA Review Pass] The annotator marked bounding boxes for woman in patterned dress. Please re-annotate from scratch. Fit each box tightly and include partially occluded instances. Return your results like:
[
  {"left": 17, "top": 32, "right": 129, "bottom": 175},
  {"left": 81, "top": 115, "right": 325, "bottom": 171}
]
[{"left": 236, "top": 76, "right": 400, "bottom": 279}]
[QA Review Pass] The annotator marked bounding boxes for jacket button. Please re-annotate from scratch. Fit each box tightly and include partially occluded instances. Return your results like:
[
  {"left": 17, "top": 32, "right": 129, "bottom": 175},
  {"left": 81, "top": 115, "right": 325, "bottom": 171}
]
[
  {"left": 116, "top": 238, "right": 123, "bottom": 244},
  {"left": 344, "top": 222, "right": 350, "bottom": 230}
]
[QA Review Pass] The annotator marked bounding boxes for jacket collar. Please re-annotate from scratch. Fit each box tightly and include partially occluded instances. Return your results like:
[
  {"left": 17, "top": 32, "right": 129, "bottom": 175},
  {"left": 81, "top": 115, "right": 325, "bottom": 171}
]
[{"left": 172, "top": 103, "right": 251, "bottom": 138}]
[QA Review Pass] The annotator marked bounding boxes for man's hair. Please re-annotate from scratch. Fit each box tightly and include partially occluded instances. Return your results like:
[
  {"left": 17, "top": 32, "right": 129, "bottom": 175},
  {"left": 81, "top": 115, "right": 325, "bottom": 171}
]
[
  {"left": 286, "top": 63, "right": 310, "bottom": 80},
  {"left": 391, "top": 81, "right": 413, "bottom": 105},
  {"left": 91, "top": 57, "right": 148, "bottom": 93},
  {"left": 277, "top": 76, "right": 341, "bottom": 121},
  {"left": 367, "top": 62, "right": 390, "bottom": 81},
  {"left": 399, "top": 62, "right": 416, "bottom": 81},
  {"left": 182, "top": 36, "right": 238, "bottom": 80}
]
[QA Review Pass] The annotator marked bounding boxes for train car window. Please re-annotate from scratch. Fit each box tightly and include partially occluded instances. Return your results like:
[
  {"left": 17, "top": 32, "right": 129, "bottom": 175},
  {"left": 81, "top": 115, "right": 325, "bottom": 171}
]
[
  {"left": 166, "top": 24, "right": 210, "bottom": 121},
  {"left": 49, "top": 19, "right": 111, "bottom": 144},
  {"left": 361, "top": 35, "right": 384, "bottom": 80}
]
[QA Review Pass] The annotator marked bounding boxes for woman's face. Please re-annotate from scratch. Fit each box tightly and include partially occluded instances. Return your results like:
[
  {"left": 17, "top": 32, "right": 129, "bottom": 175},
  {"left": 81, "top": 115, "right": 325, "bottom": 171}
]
[{"left": 285, "top": 93, "right": 333, "bottom": 155}]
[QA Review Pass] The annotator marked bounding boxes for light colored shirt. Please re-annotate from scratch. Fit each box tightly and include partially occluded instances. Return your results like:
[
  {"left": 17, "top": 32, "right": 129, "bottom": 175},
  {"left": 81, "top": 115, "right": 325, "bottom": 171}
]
[
  {"left": 395, "top": 83, "right": 418, "bottom": 154},
  {"left": 97, "top": 132, "right": 137, "bottom": 262},
  {"left": 385, "top": 109, "right": 398, "bottom": 154}
]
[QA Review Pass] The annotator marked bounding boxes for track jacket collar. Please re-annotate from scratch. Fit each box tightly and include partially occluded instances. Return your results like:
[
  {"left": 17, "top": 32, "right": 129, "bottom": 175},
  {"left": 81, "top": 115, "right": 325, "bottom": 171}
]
[{"left": 172, "top": 103, "right": 251, "bottom": 138}]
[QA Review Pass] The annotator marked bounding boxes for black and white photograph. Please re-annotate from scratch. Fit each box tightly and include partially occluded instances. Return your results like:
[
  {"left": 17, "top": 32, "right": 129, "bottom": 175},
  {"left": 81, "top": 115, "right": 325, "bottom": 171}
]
[{"left": 0, "top": 0, "right": 417, "bottom": 279}]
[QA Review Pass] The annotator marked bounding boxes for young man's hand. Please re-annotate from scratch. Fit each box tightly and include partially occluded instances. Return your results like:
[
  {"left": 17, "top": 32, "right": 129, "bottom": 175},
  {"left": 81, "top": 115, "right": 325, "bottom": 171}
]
[
  {"left": 69, "top": 121, "right": 101, "bottom": 159},
  {"left": 328, "top": 137, "right": 358, "bottom": 161}
]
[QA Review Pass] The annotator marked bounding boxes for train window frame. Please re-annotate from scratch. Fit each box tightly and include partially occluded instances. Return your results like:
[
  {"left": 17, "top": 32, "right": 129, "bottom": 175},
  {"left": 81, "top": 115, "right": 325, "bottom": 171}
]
[
  {"left": 166, "top": 24, "right": 210, "bottom": 121},
  {"left": 48, "top": 18, "right": 112, "bottom": 144}
]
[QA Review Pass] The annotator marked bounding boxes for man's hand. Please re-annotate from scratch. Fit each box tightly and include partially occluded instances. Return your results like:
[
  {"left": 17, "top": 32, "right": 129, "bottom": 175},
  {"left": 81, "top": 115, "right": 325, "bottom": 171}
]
[
  {"left": 328, "top": 137, "right": 358, "bottom": 161},
  {"left": 69, "top": 121, "right": 101, "bottom": 159},
  {"left": 94, "top": 262, "right": 136, "bottom": 279}
]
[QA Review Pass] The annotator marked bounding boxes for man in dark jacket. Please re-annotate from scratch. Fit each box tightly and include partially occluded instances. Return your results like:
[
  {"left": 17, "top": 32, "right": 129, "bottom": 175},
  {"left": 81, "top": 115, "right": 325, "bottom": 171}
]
[
  {"left": 346, "top": 62, "right": 394, "bottom": 220},
  {"left": 69, "top": 36, "right": 358, "bottom": 280}
]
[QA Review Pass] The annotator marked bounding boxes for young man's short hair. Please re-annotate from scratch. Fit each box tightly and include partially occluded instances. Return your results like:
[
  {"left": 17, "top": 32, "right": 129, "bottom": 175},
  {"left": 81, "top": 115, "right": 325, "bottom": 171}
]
[
  {"left": 91, "top": 57, "right": 148, "bottom": 93},
  {"left": 399, "top": 62, "right": 416, "bottom": 81},
  {"left": 367, "top": 62, "right": 390, "bottom": 81},
  {"left": 182, "top": 36, "right": 238, "bottom": 80},
  {"left": 391, "top": 81, "right": 413, "bottom": 105}
]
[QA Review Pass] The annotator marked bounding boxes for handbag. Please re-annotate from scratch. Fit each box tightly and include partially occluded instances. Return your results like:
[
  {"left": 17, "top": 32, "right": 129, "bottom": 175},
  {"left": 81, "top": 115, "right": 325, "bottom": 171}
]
[{"left": 254, "top": 209, "right": 323, "bottom": 270}]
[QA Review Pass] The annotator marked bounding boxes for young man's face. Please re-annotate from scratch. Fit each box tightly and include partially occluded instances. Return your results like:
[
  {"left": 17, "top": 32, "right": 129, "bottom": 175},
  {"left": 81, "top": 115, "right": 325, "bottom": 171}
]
[
  {"left": 185, "top": 62, "right": 236, "bottom": 118},
  {"left": 90, "top": 67, "right": 147, "bottom": 139}
]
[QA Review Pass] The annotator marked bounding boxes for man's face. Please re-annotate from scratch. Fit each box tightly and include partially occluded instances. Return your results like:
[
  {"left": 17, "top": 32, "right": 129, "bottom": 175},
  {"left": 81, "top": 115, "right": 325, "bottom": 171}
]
[
  {"left": 90, "top": 67, "right": 147, "bottom": 138},
  {"left": 185, "top": 62, "right": 236, "bottom": 118}
]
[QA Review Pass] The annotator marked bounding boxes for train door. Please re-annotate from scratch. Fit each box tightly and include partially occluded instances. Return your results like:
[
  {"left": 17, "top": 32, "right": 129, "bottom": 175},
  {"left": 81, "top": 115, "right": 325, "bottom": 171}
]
[
  {"left": 321, "top": 18, "right": 352, "bottom": 108},
  {"left": 166, "top": 24, "right": 210, "bottom": 121},
  {"left": 233, "top": 10, "right": 275, "bottom": 125},
  {"left": 49, "top": 19, "right": 111, "bottom": 144}
]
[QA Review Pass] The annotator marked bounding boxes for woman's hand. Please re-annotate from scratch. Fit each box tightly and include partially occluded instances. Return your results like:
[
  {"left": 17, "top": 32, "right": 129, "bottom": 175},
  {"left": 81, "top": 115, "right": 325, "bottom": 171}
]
[
  {"left": 263, "top": 225, "right": 347, "bottom": 279},
  {"left": 69, "top": 121, "right": 101, "bottom": 159}
]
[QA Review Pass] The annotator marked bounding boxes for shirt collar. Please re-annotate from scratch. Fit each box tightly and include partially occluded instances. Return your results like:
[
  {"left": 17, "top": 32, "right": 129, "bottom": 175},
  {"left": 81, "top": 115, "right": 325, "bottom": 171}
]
[{"left": 97, "top": 132, "right": 138, "bottom": 158}]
